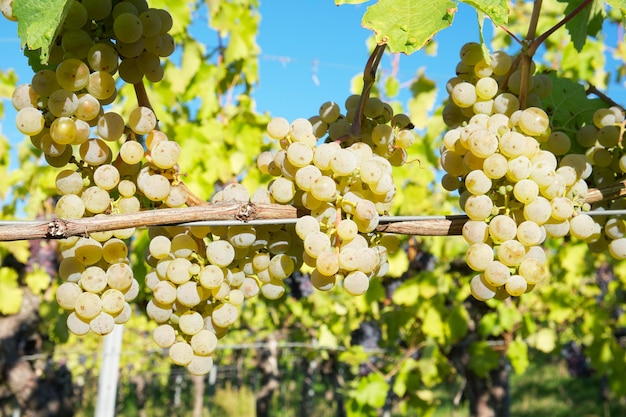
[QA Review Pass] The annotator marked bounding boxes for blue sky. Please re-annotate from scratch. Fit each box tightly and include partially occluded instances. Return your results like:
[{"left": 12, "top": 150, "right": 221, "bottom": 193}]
[{"left": 252, "top": 1, "right": 480, "bottom": 122}]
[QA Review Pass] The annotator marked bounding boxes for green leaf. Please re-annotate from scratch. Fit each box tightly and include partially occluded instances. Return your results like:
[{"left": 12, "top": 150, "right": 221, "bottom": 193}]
[
  {"left": 468, "top": 340, "right": 500, "bottom": 377},
  {"left": 0, "top": 267, "right": 23, "bottom": 315},
  {"left": 507, "top": 339, "right": 529, "bottom": 374},
  {"left": 362, "top": 0, "right": 457, "bottom": 54},
  {"left": 421, "top": 306, "right": 445, "bottom": 342},
  {"left": 355, "top": 373, "right": 389, "bottom": 408},
  {"left": 541, "top": 72, "right": 606, "bottom": 133},
  {"left": 391, "top": 277, "right": 420, "bottom": 305},
  {"left": 460, "top": 0, "right": 508, "bottom": 25},
  {"left": 559, "top": 0, "right": 605, "bottom": 51},
  {"left": 13, "top": 0, "right": 73, "bottom": 64},
  {"left": 447, "top": 304, "right": 469, "bottom": 342}
]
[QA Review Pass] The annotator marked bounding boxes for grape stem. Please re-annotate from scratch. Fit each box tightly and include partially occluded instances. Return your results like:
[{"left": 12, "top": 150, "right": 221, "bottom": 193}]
[
  {"left": 348, "top": 44, "right": 387, "bottom": 139},
  {"left": 528, "top": 0, "right": 594, "bottom": 57},
  {"left": 517, "top": 0, "right": 593, "bottom": 108},
  {"left": 586, "top": 84, "right": 625, "bottom": 111},
  {"left": 133, "top": 81, "right": 209, "bottom": 206}
]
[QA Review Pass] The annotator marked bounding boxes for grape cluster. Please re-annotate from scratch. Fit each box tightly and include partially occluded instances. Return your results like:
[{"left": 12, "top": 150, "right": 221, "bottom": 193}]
[
  {"left": 138, "top": 96, "right": 408, "bottom": 374},
  {"left": 440, "top": 42, "right": 596, "bottom": 300},
  {"left": 259, "top": 97, "right": 408, "bottom": 295},
  {"left": 143, "top": 183, "right": 307, "bottom": 375},
  {"left": 10, "top": 0, "right": 180, "bottom": 334},
  {"left": 575, "top": 106, "right": 626, "bottom": 258},
  {"left": 56, "top": 236, "right": 138, "bottom": 335}
]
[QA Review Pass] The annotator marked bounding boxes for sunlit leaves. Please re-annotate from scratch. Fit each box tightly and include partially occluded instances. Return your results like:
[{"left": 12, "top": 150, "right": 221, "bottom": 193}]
[
  {"left": 25, "top": 267, "right": 52, "bottom": 295},
  {"left": 507, "top": 338, "right": 529, "bottom": 373},
  {"left": 0, "top": 267, "right": 23, "bottom": 315},
  {"left": 408, "top": 69, "right": 437, "bottom": 130},
  {"left": 362, "top": 0, "right": 457, "bottom": 54},
  {"left": 461, "top": 0, "right": 508, "bottom": 25}
]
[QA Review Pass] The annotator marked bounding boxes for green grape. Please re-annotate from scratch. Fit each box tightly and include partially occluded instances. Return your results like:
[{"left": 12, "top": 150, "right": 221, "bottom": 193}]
[
  {"left": 114, "top": 12, "right": 144, "bottom": 43},
  {"left": 56, "top": 58, "right": 90, "bottom": 91}
]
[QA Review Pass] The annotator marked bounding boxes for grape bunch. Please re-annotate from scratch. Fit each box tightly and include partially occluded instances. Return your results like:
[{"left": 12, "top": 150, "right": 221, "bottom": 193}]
[
  {"left": 9, "top": 0, "right": 180, "bottom": 334},
  {"left": 573, "top": 106, "right": 626, "bottom": 258},
  {"left": 143, "top": 183, "right": 307, "bottom": 375},
  {"left": 259, "top": 97, "right": 408, "bottom": 295},
  {"left": 440, "top": 42, "right": 596, "bottom": 301}
]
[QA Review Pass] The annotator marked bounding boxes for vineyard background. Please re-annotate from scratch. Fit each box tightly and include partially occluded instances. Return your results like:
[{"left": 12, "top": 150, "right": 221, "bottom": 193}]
[{"left": 1, "top": 0, "right": 626, "bottom": 417}]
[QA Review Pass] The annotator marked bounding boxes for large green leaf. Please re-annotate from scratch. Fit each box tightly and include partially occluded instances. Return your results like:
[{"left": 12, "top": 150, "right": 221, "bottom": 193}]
[
  {"left": 559, "top": 0, "right": 605, "bottom": 51},
  {"left": 460, "top": 0, "right": 508, "bottom": 25},
  {"left": 362, "top": 0, "right": 457, "bottom": 54},
  {"left": 13, "top": 0, "right": 72, "bottom": 64}
]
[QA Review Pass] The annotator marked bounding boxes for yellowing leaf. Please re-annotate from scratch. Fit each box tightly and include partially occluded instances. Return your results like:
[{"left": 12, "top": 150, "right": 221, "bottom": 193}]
[
  {"left": 0, "top": 267, "right": 23, "bottom": 315},
  {"left": 391, "top": 277, "right": 420, "bottom": 305},
  {"left": 363, "top": 0, "right": 457, "bottom": 55},
  {"left": 387, "top": 247, "right": 409, "bottom": 278},
  {"left": 529, "top": 328, "right": 558, "bottom": 353},
  {"left": 25, "top": 268, "right": 51, "bottom": 295},
  {"left": 1, "top": 241, "right": 30, "bottom": 264},
  {"left": 318, "top": 324, "right": 338, "bottom": 349},
  {"left": 421, "top": 306, "right": 445, "bottom": 342}
]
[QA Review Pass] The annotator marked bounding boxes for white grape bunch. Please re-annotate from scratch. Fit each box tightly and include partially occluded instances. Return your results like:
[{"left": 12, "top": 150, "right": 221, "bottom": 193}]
[
  {"left": 10, "top": 0, "right": 183, "bottom": 335},
  {"left": 143, "top": 182, "right": 308, "bottom": 375},
  {"left": 260, "top": 95, "right": 409, "bottom": 296},
  {"left": 440, "top": 42, "right": 595, "bottom": 301}
]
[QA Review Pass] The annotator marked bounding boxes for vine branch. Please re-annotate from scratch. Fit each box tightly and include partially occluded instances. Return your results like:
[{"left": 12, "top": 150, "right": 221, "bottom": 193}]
[
  {"left": 586, "top": 84, "right": 625, "bottom": 111},
  {"left": 1, "top": 180, "right": 624, "bottom": 241},
  {"left": 527, "top": 0, "right": 594, "bottom": 57}
]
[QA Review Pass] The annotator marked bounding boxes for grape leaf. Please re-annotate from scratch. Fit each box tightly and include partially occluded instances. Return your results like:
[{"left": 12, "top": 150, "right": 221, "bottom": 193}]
[
  {"left": 541, "top": 72, "right": 606, "bottom": 132},
  {"left": 25, "top": 268, "right": 51, "bottom": 295},
  {"left": 460, "top": 0, "right": 508, "bottom": 25},
  {"left": 362, "top": 0, "right": 457, "bottom": 54},
  {"left": 13, "top": 0, "right": 72, "bottom": 64},
  {"left": 0, "top": 267, "right": 23, "bottom": 315},
  {"left": 507, "top": 339, "right": 529, "bottom": 374},
  {"left": 558, "top": 0, "right": 605, "bottom": 51},
  {"left": 468, "top": 340, "right": 500, "bottom": 377}
]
